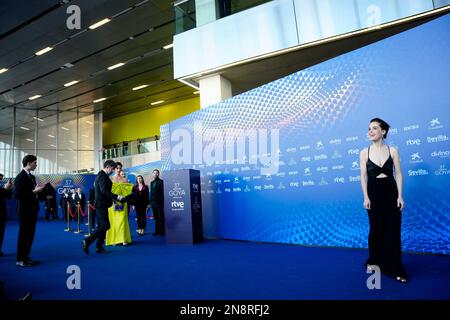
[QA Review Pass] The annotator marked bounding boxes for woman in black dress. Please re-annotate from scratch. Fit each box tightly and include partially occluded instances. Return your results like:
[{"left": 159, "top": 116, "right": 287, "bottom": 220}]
[
  {"left": 359, "top": 118, "right": 407, "bottom": 283},
  {"left": 132, "top": 175, "right": 150, "bottom": 235}
]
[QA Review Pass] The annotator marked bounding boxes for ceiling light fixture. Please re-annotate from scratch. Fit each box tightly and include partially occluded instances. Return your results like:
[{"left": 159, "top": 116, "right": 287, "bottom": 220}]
[
  {"left": 107, "top": 62, "right": 125, "bottom": 70},
  {"left": 93, "top": 98, "right": 107, "bottom": 103},
  {"left": 163, "top": 43, "right": 173, "bottom": 50},
  {"left": 193, "top": 91, "right": 200, "bottom": 94},
  {"left": 33, "top": 117, "right": 44, "bottom": 122},
  {"left": 35, "top": 47, "right": 53, "bottom": 56},
  {"left": 132, "top": 84, "right": 148, "bottom": 91},
  {"left": 82, "top": 134, "right": 89, "bottom": 138},
  {"left": 26, "top": 138, "right": 34, "bottom": 142},
  {"left": 0, "top": 68, "right": 8, "bottom": 74},
  {"left": 61, "top": 126, "right": 69, "bottom": 131},
  {"left": 86, "top": 120, "right": 93, "bottom": 125},
  {"left": 151, "top": 100, "right": 164, "bottom": 105},
  {"left": 48, "top": 134, "right": 55, "bottom": 138},
  {"left": 28, "top": 95, "right": 42, "bottom": 100},
  {"left": 20, "top": 126, "right": 30, "bottom": 131},
  {"left": 88, "top": 18, "right": 111, "bottom": 30},
  {"left": 64, "top": 80, "right": 79, "bottom": 87}
]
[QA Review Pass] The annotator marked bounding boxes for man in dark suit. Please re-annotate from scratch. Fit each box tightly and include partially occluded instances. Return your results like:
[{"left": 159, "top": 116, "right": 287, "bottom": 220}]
[
  {"left": 76, "top": 187, "right": 86, "bottom": 223},
  {"left": 0, "top": 173, "right": 13, "bottom": 257},
  {"left": 69, "top": 188, "right": 77, "bottom": 221},
  {"left": 59, "top": 187, "right": 70, "bottom": 221},
  {"left": 150, "top": 169, "right": 165, "bottom": 236},
  {"left": 13, "top": 155, "right": 43, "bottom": 267},
  {"left": 82, "top": 160, "right": 122, "bottom": 254}
]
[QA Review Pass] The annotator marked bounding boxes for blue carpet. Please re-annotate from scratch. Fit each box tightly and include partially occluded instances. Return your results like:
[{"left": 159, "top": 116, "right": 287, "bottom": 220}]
[{"left": 0, "top": 219, "right": 449, "bottom": 300}]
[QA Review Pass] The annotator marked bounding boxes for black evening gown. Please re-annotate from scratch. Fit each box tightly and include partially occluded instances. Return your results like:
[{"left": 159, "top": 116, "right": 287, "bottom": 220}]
[{"left": 365, "top": 146, "right": 407, "bottom": 280}]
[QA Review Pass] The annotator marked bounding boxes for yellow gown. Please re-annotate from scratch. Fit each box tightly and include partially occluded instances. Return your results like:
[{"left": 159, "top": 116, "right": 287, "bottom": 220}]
[{"left": 106, "top": 182, "right": 133, "bottom": 245}]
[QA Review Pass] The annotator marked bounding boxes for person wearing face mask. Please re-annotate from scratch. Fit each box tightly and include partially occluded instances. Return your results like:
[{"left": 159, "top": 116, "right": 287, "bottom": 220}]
[
  {"left": 82, "top": 160, "right": 123, "bottom": 255},
  {"left": 359, "top": 118, "right": 407, "bottom": 283}
]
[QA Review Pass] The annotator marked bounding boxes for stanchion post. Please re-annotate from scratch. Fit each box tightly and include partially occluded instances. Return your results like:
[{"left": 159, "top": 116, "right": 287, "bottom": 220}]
[
  {"left": 85, "top": 204, "right": 91, "bottom": 237},
  {"left": 74, "top": 202, "right": 84, "bottom": 234},
  {"left": 64, "top": 202, "right": 71, "bottom": 231}
]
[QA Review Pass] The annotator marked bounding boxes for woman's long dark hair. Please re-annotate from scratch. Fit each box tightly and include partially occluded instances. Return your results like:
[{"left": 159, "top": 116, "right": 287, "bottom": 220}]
[{"left": 135, "top": 175, "right": 146, "bottom": 187}]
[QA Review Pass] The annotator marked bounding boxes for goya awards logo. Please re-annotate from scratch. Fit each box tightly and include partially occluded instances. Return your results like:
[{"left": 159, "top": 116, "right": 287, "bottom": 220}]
[
  {"left": 58, "top": 179, "right": 74, "bottom": 194},
  {"left": 169, "top": 182, "right": 186, "bottom": 211}
]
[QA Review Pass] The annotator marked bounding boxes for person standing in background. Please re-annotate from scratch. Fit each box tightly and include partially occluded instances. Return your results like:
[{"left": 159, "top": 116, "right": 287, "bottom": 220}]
[
  {"left": 122, "top": 141, "right": 129, "bottom": 156},
  {"left": 132, "top": 175, "right": 150, "bottom": 236},
  {"left": 0, "top": 174, "right": 13, "bottom": 257},
  {"left": 150, "top": 169, "right": 165, "bottom": 236},
  {"left": 76, "top": 187, "right": 86, "bottom": 223},
  {"left": 59, "top": 187, "right": 69, "bottom": 220},
  {"left": 137, "top": 138, "right": 142, "bottom": 154},
  {"left": 13, "top": 155, "right": 44, "bottom": 267}
]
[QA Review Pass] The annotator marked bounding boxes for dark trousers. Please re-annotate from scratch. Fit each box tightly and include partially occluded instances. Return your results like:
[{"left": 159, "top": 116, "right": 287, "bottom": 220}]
[
  {"left": 152, "top": 203, "right": 165, "bottom": 235},
  {"left": 85, "top": 207, "right": 109, "bottom": 249},
  {"left": 45, "top": 208, "right": 58, "bottom": 220},
  {"left": 89, "top": 207, "right": 96, "bottom": 231},
  {"left": 136, "top": 207, "right": 147, "bottom": 230},
  {"left": 17, "top": 211, "right": 38, "bottom": 262},
  {"left": 0, "top": 212, "right": 6, "bottom": 252}
]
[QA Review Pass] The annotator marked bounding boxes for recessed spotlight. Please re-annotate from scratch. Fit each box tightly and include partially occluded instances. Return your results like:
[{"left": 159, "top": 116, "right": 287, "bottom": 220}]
[{"left": 29, "top": 95, "right": 41, "bottom": 100}]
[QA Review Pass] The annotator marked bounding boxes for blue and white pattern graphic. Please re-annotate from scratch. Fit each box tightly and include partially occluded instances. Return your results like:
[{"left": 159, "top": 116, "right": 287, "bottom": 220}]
[{"left": 160, "top": 14, "right": 450, "bottom": 254}]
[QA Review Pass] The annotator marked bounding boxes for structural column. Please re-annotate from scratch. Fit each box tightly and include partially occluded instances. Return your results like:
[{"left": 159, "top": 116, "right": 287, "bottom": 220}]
[{"left": 198, "top": 74, "right": 232, "bottom": 109}]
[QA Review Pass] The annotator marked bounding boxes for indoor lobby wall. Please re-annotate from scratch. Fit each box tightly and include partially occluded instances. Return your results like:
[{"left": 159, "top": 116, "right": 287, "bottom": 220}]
[{"left": 102, "top": 97, "right": 200, "bottom": 146}]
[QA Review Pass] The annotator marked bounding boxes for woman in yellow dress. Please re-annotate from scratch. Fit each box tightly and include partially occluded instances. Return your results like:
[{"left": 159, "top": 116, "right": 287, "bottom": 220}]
[{"left": 106, "top": 170, "right": 133, "bottom": 246}]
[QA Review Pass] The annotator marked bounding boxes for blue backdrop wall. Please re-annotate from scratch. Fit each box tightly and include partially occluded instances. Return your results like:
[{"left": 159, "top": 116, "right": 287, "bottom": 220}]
[{"left": 160, "top": 14, "right": 450, "bottom": 254}]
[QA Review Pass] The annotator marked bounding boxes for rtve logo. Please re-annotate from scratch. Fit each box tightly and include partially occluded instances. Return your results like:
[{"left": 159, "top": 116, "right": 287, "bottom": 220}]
[
  {"left": 171, "top": 201, "right": 185, "bottom": 209},
  {"left": 406, "top": 139, "right": 421, "bottom": 146}
]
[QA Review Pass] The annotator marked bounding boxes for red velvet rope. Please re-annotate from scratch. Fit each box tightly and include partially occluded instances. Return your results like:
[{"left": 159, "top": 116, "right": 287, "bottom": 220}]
[{"left": 67, "top": 205, "right": 76, "bottom": 218}]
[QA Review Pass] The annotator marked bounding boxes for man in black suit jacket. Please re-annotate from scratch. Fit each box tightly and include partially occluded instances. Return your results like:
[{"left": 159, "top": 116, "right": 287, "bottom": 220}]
[
  {"left": 150, "top": 169, "right": 165, "bottom": 236},
  {"left": 82, "top": 160, "right": 122, "bottom": 254},
  {"left": 76, "top": 188, "right": 86, "bottom": 214},
  {"left": 13, "top": 155, "right": 43, "bottom": 267},
  {"left": 59, "top": 187, "right": 70, "bottom": 221},
  {"left": 0, "top": 173, "right": 13, "bottom": 256}
]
